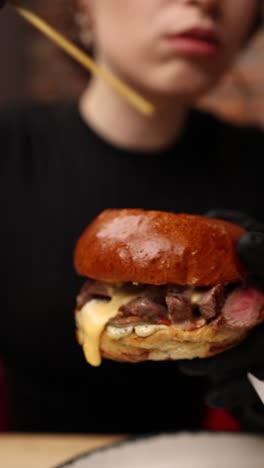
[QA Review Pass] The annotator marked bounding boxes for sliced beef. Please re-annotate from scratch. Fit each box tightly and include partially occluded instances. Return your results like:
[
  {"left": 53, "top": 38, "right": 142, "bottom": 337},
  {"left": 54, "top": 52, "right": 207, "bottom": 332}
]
[
  {"left": 222, "top": 288, "right": 264, "bottom": 329},
  {"left": 77, "top": 280, "right": 111, "bottom": 309},
  {"left": 141, "top": 285, "right": 167, "bottom": 304},
  {"left": 165, "top": 286, "right": 193, "bottom": 323},
  {"left": 77, "top": 280, "right": 264, "bottom": 333},
  {"left": 119, "top": 297, "right": 168, "bottom": 324},
  {"left": 109, "top": 315, "right": 144, "bottom": 327},
  {"left": 195, "top": 285, "right": 225, "bottom": 320}
]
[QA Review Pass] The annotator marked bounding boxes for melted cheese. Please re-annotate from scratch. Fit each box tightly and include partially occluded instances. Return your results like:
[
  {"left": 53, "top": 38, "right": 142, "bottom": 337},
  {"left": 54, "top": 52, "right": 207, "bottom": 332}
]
[
  {"left": 77, "top": 289, "right": 138, "bottom": 367},
  {"left": 191, "top": 291, "right": 201, "bottom": 304},
  {"left": 77, "top": 286, "right": 204, "bottom": 366}
]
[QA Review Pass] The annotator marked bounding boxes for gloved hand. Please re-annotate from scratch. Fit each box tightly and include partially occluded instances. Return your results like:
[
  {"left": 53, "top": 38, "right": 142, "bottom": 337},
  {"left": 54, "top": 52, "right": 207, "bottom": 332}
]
[
  {"left": 205, "top": 209, "right": 264, "bottom": 287},
  {"left": 178, "top": 209, "right": 264, "bottom": 430}
]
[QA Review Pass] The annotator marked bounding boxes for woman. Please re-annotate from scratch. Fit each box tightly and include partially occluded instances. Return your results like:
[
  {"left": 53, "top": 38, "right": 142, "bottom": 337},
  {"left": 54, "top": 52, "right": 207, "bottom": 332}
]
[{"left": 1, "top": 0, "right": 264, "bottom": 433}]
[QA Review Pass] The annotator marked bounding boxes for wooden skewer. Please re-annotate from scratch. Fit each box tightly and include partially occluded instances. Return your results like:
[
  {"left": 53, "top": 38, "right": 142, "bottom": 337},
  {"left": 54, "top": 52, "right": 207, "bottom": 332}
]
[{"left": 8, "top": 0, "right": 155, "bottom": 117}]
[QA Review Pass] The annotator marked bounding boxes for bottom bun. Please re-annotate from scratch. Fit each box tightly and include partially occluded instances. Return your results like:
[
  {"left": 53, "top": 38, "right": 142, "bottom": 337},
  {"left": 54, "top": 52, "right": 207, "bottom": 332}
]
[{"left": 99, "top": 322, "right": 248, "bottom": 363}]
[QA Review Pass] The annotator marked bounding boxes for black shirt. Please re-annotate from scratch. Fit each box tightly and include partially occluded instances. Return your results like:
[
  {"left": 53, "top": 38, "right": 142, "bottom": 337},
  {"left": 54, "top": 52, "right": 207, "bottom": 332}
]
[{"left": 1, "top": 101, "right": 263, "bottom": 433}]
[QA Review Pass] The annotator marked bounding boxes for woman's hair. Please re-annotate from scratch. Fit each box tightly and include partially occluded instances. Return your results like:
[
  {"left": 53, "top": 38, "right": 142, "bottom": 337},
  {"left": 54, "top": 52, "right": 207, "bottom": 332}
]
[{"left": 248, "top": 2, "right": 263, "bottom": 39}]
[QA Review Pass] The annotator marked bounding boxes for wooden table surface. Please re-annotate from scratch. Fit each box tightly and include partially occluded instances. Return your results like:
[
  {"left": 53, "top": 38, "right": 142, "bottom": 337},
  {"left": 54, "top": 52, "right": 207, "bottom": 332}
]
[{"left": 0, "top": 433, "right": 125, "bottom": 468}]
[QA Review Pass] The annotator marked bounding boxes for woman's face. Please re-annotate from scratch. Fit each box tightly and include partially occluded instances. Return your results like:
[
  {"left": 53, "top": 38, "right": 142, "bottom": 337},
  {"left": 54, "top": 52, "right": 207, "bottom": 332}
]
[{"left": 83, "top": 0, "right": 259, "bottom": 99}]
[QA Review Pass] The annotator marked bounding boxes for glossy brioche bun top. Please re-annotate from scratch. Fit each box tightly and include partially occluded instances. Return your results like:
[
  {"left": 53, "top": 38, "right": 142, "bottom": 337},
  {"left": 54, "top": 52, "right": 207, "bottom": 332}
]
[{"left": 74, "top": 209, "right": 247, "bottom": 286}]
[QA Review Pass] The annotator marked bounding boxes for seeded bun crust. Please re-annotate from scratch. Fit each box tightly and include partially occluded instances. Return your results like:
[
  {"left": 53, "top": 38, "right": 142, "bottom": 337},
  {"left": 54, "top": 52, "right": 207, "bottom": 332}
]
[{"left": 74, "top": 209, "right": 247, "bottom": 287}]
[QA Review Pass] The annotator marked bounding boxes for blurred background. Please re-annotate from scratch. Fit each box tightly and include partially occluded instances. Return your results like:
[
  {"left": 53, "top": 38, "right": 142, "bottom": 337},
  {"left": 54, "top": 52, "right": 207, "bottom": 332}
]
[
  {"left": 0, "top": 0, "right": 264, "bottom": 435},
  {"left": 0, "top": 1, "right": 264, "bottom": 127}
]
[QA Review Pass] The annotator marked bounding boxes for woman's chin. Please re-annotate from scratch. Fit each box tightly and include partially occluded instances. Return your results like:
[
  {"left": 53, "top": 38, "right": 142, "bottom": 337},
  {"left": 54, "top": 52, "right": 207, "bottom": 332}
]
[
  {"left": 131, "top": 71, "right": 220, "bottom": 102},
  {"left": 145, "top": 80, "right": 218, "bottom": 102},
  {"left": 141, "top": 65, "right": 223, "bottom": 101}
]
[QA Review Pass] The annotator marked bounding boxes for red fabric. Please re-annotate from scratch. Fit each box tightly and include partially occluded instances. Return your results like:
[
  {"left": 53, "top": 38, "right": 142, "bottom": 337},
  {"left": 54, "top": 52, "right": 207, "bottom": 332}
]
[
  {"left": 204, "top": 408, "right": 241, "bottom": 432},
  {"left": 0, "top": 361, "right": 9, "bottom": 432}
]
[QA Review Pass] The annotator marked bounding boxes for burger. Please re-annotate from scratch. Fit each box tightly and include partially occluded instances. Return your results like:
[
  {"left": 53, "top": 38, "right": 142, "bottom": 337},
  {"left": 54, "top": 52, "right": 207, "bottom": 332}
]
[{"left": 74, "top": 209, "right": 264, "bottom": 367}]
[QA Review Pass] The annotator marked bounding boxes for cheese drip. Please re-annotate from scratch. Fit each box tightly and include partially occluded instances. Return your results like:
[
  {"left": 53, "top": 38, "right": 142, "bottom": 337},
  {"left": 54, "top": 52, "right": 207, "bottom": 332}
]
[
  {"left": 77, "top": 285, "right": 206, "bottom": 366},
  {"left": 77, "top": 289, "right": 138, "bottom": 367}
]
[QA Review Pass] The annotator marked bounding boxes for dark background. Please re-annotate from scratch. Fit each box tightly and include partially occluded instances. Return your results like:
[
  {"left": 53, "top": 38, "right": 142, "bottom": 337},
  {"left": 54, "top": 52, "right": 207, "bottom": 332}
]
[{"left": 0, "top": 1, "right": 86, "bottom": 104}]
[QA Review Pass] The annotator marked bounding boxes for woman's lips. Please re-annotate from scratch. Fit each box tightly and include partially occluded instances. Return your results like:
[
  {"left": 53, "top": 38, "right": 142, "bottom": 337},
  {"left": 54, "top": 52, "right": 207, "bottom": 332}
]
[{"left": 165, "top": 28, "right": 220, "bottom": 57}]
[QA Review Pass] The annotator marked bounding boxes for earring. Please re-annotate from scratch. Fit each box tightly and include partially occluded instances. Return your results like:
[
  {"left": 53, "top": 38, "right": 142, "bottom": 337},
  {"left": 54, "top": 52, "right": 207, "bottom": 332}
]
[{"left": 75, "top": 12, "right": 94, "bottom": 48}]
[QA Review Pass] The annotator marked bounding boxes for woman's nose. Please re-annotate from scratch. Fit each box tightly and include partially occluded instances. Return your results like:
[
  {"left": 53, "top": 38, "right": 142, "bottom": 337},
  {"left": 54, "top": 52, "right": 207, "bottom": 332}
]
[
  {"left": 184, "top": 0, "right": 220, "bottom": 15},
  {"left": 183, "top": 0, "right": 220, "bottom": 17}
]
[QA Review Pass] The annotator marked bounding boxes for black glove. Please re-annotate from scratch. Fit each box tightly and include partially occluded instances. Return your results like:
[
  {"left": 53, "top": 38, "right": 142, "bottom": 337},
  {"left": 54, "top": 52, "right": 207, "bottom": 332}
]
[
  {"left": 178, "top": 210, "right": 264, "bottom": 431},
  {"left": 205, "top": 209, "right": 264, "bottom": 286}
]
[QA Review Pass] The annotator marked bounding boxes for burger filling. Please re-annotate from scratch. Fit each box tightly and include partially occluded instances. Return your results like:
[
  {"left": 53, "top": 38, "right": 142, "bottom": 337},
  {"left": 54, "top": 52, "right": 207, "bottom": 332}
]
[{"left": 75, "top": 280, "right": 264, "bottom": 366}]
